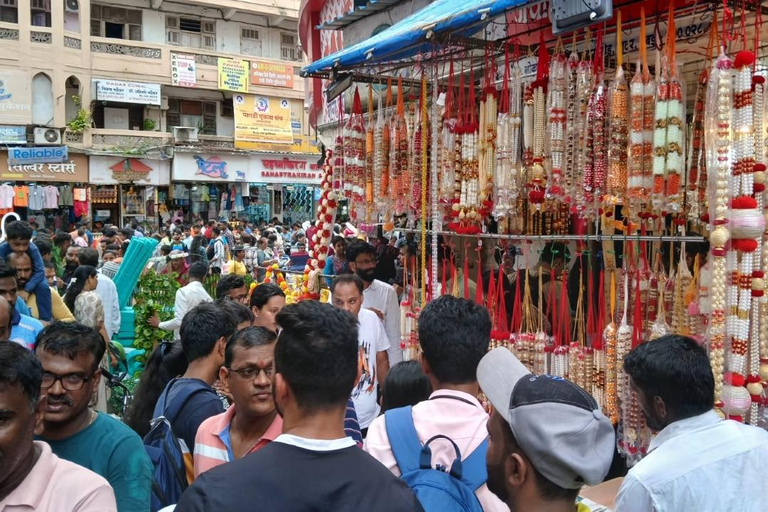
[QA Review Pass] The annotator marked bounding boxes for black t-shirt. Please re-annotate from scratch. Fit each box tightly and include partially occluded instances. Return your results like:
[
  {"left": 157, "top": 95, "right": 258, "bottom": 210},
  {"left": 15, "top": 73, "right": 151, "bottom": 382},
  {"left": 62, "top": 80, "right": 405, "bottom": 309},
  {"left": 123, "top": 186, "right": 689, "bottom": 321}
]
[{"left": 176, "top": 440, "right": 424, "bottom": 512}]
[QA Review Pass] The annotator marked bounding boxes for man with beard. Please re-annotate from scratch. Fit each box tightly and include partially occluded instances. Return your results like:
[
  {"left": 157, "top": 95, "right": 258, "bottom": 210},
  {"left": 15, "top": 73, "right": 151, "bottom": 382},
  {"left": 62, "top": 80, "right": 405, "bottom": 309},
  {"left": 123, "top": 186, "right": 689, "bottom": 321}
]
[
  {"left": 0, "top": 261, "right": 43, "bottom": 349},
  {"left": 0, "top": 342, "right": 117, "bottom": 511},
  {"left": 6, "top": 252, "right": 74, "bottom": 322},
  {"left": 346, "top": 241, "right": 402, "bottom": 366},
  {"left": 193, "top": 327, "right": 281, "bottom": 477},
  {"left": 616, "top": 334, "right": 768, "bottom": 511},
  {"left": 60, "top": 245, "right": 81, "bottom": 291},
  {"left": 477, "top": 347, "right": 614, "bottom": 512},
  {"left": 35, "top": 322, "right": 152, "bottom": 512}
]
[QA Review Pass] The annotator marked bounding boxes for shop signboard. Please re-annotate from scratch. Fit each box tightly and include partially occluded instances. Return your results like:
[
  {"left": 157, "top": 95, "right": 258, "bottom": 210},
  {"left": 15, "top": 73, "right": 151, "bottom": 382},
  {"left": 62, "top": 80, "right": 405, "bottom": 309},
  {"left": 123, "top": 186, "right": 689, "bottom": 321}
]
[
  {"left": 0, "top": 126, "right": 27, "bottom": 144},
  {"left": 0, "top": 151, "right": 88, "bottom": 182},
  {"left": 218, "top": 58, "right": 250, "bottom": 93},
  {"left": 89, "top": 156, "right": 169, "bottom": 185},
  {"left": 252, "top": 156, "right": 322, "bottom": 185},
  {"left": 95, "top": 80, "right": 162, "bottom": 106},
  {"left": 172, "top": 153, "right": 249, "bottom": 182},
  {"left": 233, "top": 94, "right": 293, "bottom": 147},
  {"left": 8, "top": 146, "right": 68, "bottom": 166},
  {"left": 250, "top": 60, "right": 294, "bottom": 88},
  {"left": 0, "top": 70, "right": 32, "bottom": 124},
  {"left": 171, "top": 53, "right": 197, "bottom": 88}
]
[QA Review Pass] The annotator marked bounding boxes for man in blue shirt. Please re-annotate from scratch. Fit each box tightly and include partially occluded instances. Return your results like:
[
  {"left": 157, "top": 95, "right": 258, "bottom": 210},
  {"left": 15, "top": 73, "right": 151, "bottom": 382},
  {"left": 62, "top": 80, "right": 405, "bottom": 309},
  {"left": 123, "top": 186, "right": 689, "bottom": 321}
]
[
  {"left": 35, "top": 322, "right": 153, "bottom": 512},
  {"left": 0, "top": 260, "right": 43, "bottom": 350}
]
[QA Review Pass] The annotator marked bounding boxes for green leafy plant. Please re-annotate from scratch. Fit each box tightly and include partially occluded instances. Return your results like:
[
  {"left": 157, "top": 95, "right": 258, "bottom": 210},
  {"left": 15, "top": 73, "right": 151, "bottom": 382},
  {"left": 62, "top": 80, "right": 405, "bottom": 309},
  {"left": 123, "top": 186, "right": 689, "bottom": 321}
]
[
  {"left": 133, "top": 270, "right": 180, "bottom": 363},
  {"left": 66, "top": 109, "right": 91, "bottom": 134},
  {"left": 143, "top": 118, "right": 156, "bottom": 131}
]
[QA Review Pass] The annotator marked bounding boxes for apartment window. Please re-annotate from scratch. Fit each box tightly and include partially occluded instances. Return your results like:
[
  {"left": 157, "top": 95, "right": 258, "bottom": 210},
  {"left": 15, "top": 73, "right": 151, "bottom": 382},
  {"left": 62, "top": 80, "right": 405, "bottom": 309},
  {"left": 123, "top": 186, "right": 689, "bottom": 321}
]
[
  {"left": 0, "top": 0, "right": 18, "bottom": 24},
  {"left": 91, "top": 5, "right": 142, "bottom": 40},
  {"left": 93, "top": 102, "right": 145, "bottom": 130},
  {"left": 280, "top": 32, "right": 299, "bottom": 61},
  {"left": 166, "top": 16, "right": 215, "bottom": 50},
  {"left": 167, "top": 99, "right": 217, "bottom": 134},
  {"left": 221, "top": 100, "right": 234, "bottom": 118},
  {"left": 30, "top": 0, "right": 50, "bottom": 27},
  {"left": 240, "top": 27, "right": 262, "bottom": 57}
]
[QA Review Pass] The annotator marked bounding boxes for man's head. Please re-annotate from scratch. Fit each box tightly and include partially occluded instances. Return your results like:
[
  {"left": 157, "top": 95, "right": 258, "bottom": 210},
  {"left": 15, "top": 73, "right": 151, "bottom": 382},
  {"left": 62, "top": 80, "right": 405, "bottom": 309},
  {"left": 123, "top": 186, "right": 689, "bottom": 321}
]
[
  {"left": 44, "top": 261, "right": 57, "bottom": 288},
  {"left": 168, "top": 251, "right": 186, "bottom": 272},
  {"left": 216, "top": 274, "right": 247, "bottom": 304},
  {"left": 76, "top": 248, "right": 99, "bottom": 268},
  {"left": 221, "top": 327, "right": 278, "bottom": 420},
  {"left": 180, "top": 302, "right": 237, "bottom": 365},
  {"left": 7, "top": 252, "right": 32, "bottom": 289},
  {"left": 101, "top": 251, "right": 116, "bottom": 263},
  {"left": 346, "top": 241, "right": 377, "bottom": 283},
  {"left": 538, "top": 242, "right": 571, "bottom": 275},
  {"left": 172, "top": 229, "right": 182, "bottom": 242},
  {"left": 5, "top": 221, "right": 33, "bottom": 254},
  {"left": 53, "top": 233, "right": 71, "bottom": 253},
  {"left": 331, "top": 274, "right": 364, "bottom": 317},
  {"left": 34, "top": 322, "right": 105, "bottom": 429},
  {"left": 191, "top": 225, "right": 201, "bottom": 236},
  {"left": 212, "top": 227, "right": 222, "bottom": 237},
  {"left": 0, "top": 261, "right": 19, "bottom": 311},
  {"left": 478, "top": 348, "right": 615, "bottom": 508},
  {"left": 257, "top": 237, "right": 268, "bottom": 250},
  {"left": 624, "top": 334, "right": 714, "bottom": 431},
  {"left": 274, "top": 301, "right": 358, "bottom": 417},
  {"left": 0, "top": 342, "right": 44, "bottom": 488},
  {"left": 36, "top": 239, "right": 52, "bottom": 261},
  {"left": 65, "top": 246, "right": 80, "bottom": 268},
  {"left": 233, "top": 246, "right": 245, "bottom": 261},
  {"left": 188, "top": 261, "right": 208, "bottom": 281},
  {"left": 418, "top": 295, "right": 491, "bottom": 386},
  {"left": 216, "top": 298, "right": 254, "bottom": 331},
  {"left": 0, "top": 296, "right": 12, "bottom": 339}
]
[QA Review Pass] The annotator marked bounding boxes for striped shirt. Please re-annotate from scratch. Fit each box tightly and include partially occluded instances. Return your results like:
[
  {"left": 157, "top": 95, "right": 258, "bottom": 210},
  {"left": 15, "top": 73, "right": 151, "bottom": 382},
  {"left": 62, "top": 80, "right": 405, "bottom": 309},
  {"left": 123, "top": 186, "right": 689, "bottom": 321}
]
[{"left": 193, "top": 406, "right": 283, "bottom": 478}]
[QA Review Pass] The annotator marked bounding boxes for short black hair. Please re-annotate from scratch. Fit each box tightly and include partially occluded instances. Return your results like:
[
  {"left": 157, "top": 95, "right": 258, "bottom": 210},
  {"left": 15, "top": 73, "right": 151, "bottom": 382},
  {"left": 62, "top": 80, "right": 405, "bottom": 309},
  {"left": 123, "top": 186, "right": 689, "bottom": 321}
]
[
  {"left": 345, "top": 240, "right": 375, "bottom": 263},
  {"left": 225, "top": 326, "right": 277, "bottom": 367},
  {"left": 53, "top": 233, "right": 71, "bottom": 246},
  {"left": 217, "top": 297, "right": 254, "bottom": 326},
  {"left": 212, "top": 227, "right": 221, "bottom": 236},
  {"left": 381, "top": 360, "right": 432, "bottom": 413},
  {"left": 0, "top": 260, "right": 17, "bottom": 279},
  {"left": 331, "top": 235, "right": 346, "bottom": 246},
  {"left": 0, "top": 341, "right": 43, "bottom": 410},
  {"left": 105, "top": 243, "right": 121, "bottom": 252},
  {"left": 180, "top": 302, "right": 237, "bottom": 363},
  {"left": 160, "top": 245, "right": 172, "bottom": 256},
  {"left": 5, "top": 220, "right": 33, "bottom": 241},
  {"left": 250, "top": 283, "right": 285, "bottom": 309},
  {"left": 35, "top": 239, "right": 52, "bottom": 257},
  {"left": 623, "top": 334, "right": 714, "bottom": 419},
  {"left": 330, "top": 274, "right": 364, "bottom": 295},
  {"left": 275, "top": 301, "right": 358, "bottom": 412},
  {"left": 500, "top": 419, "right": 580, "bottom": 502},
  {"left": 34, "top": 321, "right": 106, "bottom": 371},
  {"left": 418, "top": 295, "right": 491, "bottom": 384},
  {"left": 216, "top": 274, "right": 245, "bottom": 299},
  {"left": 77, "top": 248, "right": 99, "bottom": 267},
  {"left": 188, "top": 261, "right": 208, "bottom": 279},
  {"left": 43, "top": 260, "right": 56, "bottom": 271},
  {"left": 103, "top": 228, "right": 118, "bottom": 238}
]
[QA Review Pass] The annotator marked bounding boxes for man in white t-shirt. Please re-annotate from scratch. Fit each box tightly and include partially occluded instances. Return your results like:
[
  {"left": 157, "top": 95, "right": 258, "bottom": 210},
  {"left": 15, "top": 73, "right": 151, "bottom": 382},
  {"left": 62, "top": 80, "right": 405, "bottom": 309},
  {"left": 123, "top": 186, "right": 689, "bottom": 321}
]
[{"left": 331, "top": 274, "right": 390, "bottom": 432}]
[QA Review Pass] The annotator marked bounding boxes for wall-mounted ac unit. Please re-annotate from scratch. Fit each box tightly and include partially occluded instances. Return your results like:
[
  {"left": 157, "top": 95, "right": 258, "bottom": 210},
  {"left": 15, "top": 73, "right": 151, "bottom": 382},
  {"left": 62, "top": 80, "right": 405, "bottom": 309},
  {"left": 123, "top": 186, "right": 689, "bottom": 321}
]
[
  {"left": 173, "top": 126, "right": 198, "bottom": 143},
  {"left": 33, "top": 127, "right": 62, "bottom": 145},
  {"left": 551, "top": 0, "right": 612, "bottom": 35},
  {"left": 65, "top": 0, "right": 79, "bottom": 13}
]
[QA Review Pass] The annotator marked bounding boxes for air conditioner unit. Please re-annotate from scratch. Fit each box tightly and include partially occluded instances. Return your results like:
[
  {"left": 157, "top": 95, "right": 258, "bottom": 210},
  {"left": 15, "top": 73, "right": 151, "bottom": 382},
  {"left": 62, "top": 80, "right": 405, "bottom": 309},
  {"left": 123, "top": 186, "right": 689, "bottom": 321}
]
[
  {"left": 65, "top": 0, "right": 79, "bottom": 13},
  {"left": 173, "top": 126, "right": 199, "bottom": 143},
  {"left": 33, "top": 127, "right": 62, "bottom": 145},
  {"left": 550, "top": 0, "right": 612, "bottom": 35}
]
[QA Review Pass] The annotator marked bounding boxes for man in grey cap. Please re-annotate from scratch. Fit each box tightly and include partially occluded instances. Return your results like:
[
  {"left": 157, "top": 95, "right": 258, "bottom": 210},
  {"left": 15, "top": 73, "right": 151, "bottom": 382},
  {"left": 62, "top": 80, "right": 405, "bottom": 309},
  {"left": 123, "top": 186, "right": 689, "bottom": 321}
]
[{"left": 477, "top": 348, "right": 615, "bottom": 511}]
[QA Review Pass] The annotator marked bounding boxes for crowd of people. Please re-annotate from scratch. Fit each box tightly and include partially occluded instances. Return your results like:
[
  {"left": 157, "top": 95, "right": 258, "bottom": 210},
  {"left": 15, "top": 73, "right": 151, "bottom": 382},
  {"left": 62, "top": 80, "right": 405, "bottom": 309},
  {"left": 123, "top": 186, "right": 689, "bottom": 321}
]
[{"left": 1, "top": 216, "right": 768, "bottom": 512}]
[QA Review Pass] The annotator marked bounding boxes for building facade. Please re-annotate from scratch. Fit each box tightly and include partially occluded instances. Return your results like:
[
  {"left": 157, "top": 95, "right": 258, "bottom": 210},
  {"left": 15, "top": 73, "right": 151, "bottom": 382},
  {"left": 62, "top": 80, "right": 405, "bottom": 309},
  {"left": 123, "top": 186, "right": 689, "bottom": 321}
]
[{"left": 0, "top": 0, "right": 320, "bottom": 230}]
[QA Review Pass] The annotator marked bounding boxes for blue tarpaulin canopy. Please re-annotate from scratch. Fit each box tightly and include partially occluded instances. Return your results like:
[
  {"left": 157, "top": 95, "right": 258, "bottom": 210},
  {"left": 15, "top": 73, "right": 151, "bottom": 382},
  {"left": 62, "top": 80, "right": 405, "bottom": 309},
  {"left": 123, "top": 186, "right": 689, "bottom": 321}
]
[{"left": 301, "top": 0, "right": 530, "bottom": 75}]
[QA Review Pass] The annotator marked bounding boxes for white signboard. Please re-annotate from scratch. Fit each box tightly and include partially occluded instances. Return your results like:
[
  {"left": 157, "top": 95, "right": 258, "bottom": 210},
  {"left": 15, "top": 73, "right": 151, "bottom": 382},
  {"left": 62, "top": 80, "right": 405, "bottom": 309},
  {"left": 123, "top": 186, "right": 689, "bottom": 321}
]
[
  {"left": 95, "top": 80, "right": 162, "bottom": 105},
  {"left": 253, "top": 157, "right": 322, "bottom": 185},
  {"left": 171, "top": 54, "right": 197, "bottom": 88}
]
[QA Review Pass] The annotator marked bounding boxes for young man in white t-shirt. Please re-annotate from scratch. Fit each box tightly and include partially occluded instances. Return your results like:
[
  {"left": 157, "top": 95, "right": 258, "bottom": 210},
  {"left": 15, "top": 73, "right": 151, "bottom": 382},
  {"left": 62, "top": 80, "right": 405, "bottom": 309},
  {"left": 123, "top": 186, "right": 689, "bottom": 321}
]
[{"left": 331, "top": 274, "right": 390, "bottom": 432}]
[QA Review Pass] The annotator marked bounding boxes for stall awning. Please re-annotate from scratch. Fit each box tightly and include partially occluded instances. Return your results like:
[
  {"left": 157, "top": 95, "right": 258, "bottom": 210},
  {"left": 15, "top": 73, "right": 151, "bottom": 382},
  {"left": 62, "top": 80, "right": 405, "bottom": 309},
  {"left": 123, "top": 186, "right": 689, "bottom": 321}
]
[{"left": 301, "top": 0, "right": 530, "bottom": 75}]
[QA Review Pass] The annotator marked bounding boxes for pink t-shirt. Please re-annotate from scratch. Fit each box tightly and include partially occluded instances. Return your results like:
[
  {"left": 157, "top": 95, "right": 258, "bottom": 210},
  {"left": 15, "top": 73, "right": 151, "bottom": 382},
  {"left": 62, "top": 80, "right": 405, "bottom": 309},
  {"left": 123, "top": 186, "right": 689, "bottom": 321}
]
[
  {"left": 44, "top": 186, "right": 59, "bottom": 209},
  {"left": 0, "top": 441, "right": 117, "bottom": 511},
  {"left": 364, "top": 389, "right": 510, "bottom": 512}
]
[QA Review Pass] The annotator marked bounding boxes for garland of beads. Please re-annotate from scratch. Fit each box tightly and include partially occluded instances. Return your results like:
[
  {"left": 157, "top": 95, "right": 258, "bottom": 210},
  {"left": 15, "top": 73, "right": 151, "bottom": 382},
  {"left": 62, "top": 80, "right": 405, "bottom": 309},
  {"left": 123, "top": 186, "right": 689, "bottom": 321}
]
[
  {"left": 343, "top": 88, "right": 366, "bottom": 215},
  {"left": 707, "top": 53, "right": 733, "bottom": 413},
  {"left": 380, "top": 82, "right": 392, "bottom": 204},
  {"left": 688, "top": 68, "right": 709, "bottom": 223},
  {"left": 755, "top": 73, "right": 768, "bottom": 416},
  {"left": 616, "top": 270, "right": 632, "bottom": 458},
  {"left": 663, "top": 10, "right": 684, "bottom": 215},
  {"left": 548, "top": 55, "right": 567, "bottom": 200},
  {"left": 603, "top": 271, "right": 619, "bottom": 424},
  {"left": 303, "top": 151, "right": 339, "bottom": 300},
  {"left": 574, "top": 58, "right": 594, "bottom": 216},
  {"left": 365, "top": 86, "right": 375, "bottom": 222},
  {"left": 651, "top": 57, "right": 671, "bottom": 215},
  {"left": 627, "top": 63, "right": 646, "bottom": 203},
  {"left": 608, "top": 64, "right": 628, "bottom": 204},
  {"left": 564, "top": 50, "right": 579, "bottom": 204},
  {"left": 373, "top": 89, "right": 386, "bottom": 214}
]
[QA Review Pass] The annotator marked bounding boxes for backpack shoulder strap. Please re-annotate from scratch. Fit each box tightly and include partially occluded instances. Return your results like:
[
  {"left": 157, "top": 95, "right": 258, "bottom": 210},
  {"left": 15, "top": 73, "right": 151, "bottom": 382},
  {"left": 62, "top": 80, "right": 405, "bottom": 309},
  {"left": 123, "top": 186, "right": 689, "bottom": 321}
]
[
  {"left": 384, "top": 406, "right": 422, "bottom": 475},
  {"left": 158, "top": 379, "right": 211, "bottom": 424},
  {"left": 459, "top": 438, "right": 489, "bottom": 491}
]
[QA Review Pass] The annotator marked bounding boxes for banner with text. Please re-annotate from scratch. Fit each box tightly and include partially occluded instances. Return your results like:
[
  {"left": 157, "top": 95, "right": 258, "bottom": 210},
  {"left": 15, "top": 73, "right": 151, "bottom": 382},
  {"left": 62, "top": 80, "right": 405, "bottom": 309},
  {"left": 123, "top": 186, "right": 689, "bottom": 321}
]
[
  {"left": 218, "top": 58, "right": 249, "bottom": 93},
  {"left": 171, "top": 53, "right": 197, "bottom": 88},
  {"left": 0, "top": 70, "right": 32, "bottom": 124},
  {"left": 95, "top": 80, "right": 162, "bottom": 105},
  {"left": 1, "top": 151, "right": 88, "bottom": 182},
  {"left": 250, "top": 60, "right": 294, "bottom": 88},
  {"left": 233, "top": 94, "right": 293, "bottom": 147}
]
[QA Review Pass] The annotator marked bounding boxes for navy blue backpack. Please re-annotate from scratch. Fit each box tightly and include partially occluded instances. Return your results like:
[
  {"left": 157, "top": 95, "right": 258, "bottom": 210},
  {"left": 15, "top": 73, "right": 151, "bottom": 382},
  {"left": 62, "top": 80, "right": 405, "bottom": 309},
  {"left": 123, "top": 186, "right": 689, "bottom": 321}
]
[
  {"left": 385, "top": 406, "right": 488, "bottom": 512},
  {"left": 143, "top": 379, "right": 208, "bottom": 512}
]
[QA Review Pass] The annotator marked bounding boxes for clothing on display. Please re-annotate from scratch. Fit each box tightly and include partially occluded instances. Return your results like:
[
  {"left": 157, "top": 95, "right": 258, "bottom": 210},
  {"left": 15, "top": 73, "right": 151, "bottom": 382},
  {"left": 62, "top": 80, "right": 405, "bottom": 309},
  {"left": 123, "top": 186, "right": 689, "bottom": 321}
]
[
  {"left": 13, "top": 185, "right": 28, "bottom": 207},
  {"left": 0, "top": 184, "right": 15, "bottom": 209},
  {"left": 58, "top": 185, "right": 73, "bottom": 206},
  {"left": 27, "top": 186, "right": 44, "bottom": 211}
]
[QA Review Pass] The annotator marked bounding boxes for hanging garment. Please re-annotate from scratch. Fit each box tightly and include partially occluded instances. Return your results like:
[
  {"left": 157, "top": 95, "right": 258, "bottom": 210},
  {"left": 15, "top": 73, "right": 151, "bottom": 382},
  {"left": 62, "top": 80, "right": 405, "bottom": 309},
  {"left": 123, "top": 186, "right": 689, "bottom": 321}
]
[
  {"left": 13, "top": 185, "right": 29, "bottom": 207},
  {"left": 28, "top": 185, "right": 45, "bottom": 211},
  {"left": 44, "top": 186, "right": 59, "bottom": 209},
  {"left": 0, "top": 184, "right": 15, "bottom": 209},
  {"left": 59, "top": 185, "right": 74, "bottom": 206}
]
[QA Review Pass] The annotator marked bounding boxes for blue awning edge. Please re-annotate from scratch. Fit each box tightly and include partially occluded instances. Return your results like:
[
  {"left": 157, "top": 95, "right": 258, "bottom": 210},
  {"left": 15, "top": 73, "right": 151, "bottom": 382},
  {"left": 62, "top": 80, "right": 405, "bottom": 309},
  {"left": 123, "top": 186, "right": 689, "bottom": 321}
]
[{"left": 302, "top": 0, "right": 531, "bottom": 75}]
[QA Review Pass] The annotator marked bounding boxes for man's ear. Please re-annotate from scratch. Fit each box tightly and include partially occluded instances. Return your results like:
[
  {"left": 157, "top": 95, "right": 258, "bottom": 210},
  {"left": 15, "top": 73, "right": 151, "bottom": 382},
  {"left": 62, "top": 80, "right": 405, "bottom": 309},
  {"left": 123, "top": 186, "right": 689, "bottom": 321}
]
[
  {"left": 506, "top": 452, "right": 528, "bottom": 488},
  {"left": 33, "top": 398, "right": 45, "bottom": 436}
]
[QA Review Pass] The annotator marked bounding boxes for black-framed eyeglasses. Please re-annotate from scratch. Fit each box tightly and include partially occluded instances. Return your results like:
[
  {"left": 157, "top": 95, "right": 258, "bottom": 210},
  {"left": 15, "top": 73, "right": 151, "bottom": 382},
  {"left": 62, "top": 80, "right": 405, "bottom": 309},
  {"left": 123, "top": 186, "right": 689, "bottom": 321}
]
[
  {"left": 227, "top": 366, "right": 274, "bottom": 381},
  {"left": 41, "top": 371, "right": 97, "bottom": 391}
]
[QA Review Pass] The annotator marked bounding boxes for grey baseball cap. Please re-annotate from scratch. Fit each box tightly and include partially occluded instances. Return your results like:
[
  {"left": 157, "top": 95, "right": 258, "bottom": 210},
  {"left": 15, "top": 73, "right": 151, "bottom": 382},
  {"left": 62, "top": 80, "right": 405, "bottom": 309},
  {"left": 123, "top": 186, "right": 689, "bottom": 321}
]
[{"left": 477, "top": 348, "right": 615, "bottom": 489}]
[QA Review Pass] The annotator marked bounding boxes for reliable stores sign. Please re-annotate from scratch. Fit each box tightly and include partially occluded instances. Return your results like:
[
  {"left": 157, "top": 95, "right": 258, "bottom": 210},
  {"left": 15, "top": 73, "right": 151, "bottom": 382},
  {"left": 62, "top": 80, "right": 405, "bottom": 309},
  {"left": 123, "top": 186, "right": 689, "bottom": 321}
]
[{"left": 8, "top": 146, "right": 68, "bottom": 165}]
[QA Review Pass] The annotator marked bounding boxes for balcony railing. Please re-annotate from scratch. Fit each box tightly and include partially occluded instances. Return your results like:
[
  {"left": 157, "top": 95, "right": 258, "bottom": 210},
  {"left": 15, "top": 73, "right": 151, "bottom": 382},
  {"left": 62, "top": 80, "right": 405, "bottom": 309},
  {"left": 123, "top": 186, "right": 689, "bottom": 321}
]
[
  {"left": 91, "top": 129, "right": 172, "bottom": 158},
  {"left": 91, "top": 38, "right": 162, "bottom": 59}
]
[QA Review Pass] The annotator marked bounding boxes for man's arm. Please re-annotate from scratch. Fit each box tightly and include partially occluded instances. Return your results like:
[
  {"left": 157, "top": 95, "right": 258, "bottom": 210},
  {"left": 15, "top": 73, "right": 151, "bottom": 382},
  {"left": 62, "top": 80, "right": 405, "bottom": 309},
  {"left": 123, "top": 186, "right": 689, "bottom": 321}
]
[
  {"left": 107, "top": 280, "right": 121, "bottom": 337},
  {"left": 375, "top": 318, "right": 390, "bottom": 384},
  {"left": 614, "top": 474, "right": 655, "bottom": 512},
  {"left": 107, "top": 434, "right": 154, "bottom": 512},
  {"left": 73, "top": 484, "right": 118, "bottom": 512},
  {"left": 24, "top": 242, "right": 46, "bottom": 292},
  {"left": 158, "top": 289, "right": 185, "bottom": 332},
  {"left": 383, "top": 287, "right": 402, "bottom": 365},
  {"left": 51, "top": 288, "right": 75, "bottom": 321}
]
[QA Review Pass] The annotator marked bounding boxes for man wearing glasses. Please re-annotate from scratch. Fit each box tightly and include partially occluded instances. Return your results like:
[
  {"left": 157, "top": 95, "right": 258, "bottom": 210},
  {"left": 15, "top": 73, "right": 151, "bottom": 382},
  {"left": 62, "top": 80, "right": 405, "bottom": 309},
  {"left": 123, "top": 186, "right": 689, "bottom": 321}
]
[
  {"left": 193, "top": 327, "right": 281, "bottom": 477},
  {"left": 34, "top": 322, "right": 153, "bottom": 512}
]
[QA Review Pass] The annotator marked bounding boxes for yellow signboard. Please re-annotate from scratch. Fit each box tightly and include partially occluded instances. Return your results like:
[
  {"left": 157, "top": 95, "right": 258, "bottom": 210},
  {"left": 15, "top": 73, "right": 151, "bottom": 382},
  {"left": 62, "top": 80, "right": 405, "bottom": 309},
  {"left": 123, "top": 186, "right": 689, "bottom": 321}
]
[
  {"left": 234, "top": 94, "right": 293, "bottom": 146},
  {"left": 217, "top": 58, "right": 249, "bottom": 93}
]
